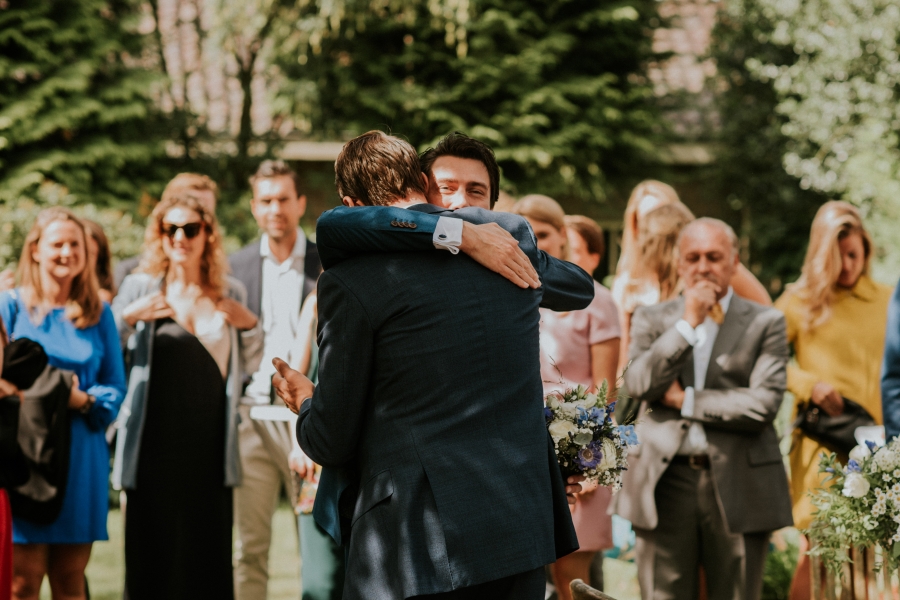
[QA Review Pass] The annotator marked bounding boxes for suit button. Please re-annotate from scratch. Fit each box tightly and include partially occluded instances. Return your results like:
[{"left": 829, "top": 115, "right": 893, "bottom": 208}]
[
  {"left": 409, "top": 223, "right": 417, "bottom": 229},
  {"left": 662, "top": 457, "right": 669, "bottom": 464},
  {"left": 681, "top": 423, "right": 688, "bottom": 430},
  {"left": 391, "top": 220, "right": 399, "bottom": 227}
]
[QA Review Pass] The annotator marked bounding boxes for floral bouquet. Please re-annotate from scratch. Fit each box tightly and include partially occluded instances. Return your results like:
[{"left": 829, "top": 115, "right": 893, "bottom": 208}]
[
  {"left": 807, "top": 439, "right": 900, "bottom": 573},
  {"left": 544, "top": 380, "right": 638, "bottom": 491}
]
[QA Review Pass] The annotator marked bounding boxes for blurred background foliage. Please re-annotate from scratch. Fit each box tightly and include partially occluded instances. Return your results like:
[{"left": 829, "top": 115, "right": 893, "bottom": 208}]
[{"left": 0, "top": 0, "right": 897, "bottom": 289}]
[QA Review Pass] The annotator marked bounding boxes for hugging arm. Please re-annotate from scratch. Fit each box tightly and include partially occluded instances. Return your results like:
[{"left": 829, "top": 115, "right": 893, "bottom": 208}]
[{"left": 297, "top": 271, "right": 374, "bottom": 468}]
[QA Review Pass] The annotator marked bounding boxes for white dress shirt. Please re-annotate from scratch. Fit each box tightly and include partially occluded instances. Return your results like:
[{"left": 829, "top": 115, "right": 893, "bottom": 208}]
[
  {"left": 243, "top": 229, "right": 308, "bottom": 405},
  {"left": 432, "top": 215, "right": 463, "bottom": 253},
  {"left": 675, "top": 287, "right": 734, "bottom": 455}
]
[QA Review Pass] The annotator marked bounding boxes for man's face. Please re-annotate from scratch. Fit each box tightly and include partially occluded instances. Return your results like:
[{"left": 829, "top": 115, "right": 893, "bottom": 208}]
[
  {"left": 251, "top": 176, "right": 306, "bottom": 241},
  {"left": 676, "top": 224, "right": 739, "bottom": 299},
  {"left": 426, "top": 156, "right": 492, "bottom": 210}
]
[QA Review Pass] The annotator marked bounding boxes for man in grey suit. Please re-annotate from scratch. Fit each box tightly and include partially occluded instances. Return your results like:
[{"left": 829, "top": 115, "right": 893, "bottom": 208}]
[
  {"left": 612, "top": 218, "right": 792, "bottom": 600},
  {"left": 274, "top": 131, "right": 592, "bottom": 600}
]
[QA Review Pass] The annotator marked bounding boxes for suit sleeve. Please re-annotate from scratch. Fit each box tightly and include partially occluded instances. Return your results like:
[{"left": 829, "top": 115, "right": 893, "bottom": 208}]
[
  {"left": 536, "top": 251, "right": 595, "bottom": 312},
  {"left": 623, "top": 306, "right": 694, "bottom": 404},
  {"left": 315, "top": 206, "right": 438, "bottom": 269},
  {"left": 883, "top": 282, "right": 900, "bottom": 441},
  {"left": 689, "top": 312, "right": 788, "bottom": 433},
  {"left": 297, "top": 271, "right": 374, "bottom": 467}
]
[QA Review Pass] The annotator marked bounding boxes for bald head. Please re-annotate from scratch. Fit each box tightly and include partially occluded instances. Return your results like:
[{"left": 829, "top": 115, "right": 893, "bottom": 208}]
[{"left": 677, "top": 217, "right": 740, "bottom": 300}]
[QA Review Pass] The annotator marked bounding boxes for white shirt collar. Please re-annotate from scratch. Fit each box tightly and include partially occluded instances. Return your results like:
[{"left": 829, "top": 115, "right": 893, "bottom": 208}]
[
  {"left": 260, "top": 229, "right": 307, "bottom": 261},
  {"left": 719, "top": 286, "right": 734, "bottom": 314}
]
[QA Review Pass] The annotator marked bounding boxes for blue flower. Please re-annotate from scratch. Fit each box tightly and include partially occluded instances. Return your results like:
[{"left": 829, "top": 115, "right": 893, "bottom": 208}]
[
  {"left": 846, "top": 459, "right": 862, "bottom": 473},
  {"left": 866, "top": 440, "right": 878, "bottom": 452},
  {"left": 589, "top": 407, "right": 605, "bottom": 424},
  {"left": 543, "top": 407, "right": 554, "bottom": 422},
  {"left": 574, "top": 441, "right": 604, "bottom": 470},
  {"left": 617, "top": 425, "right": 639, "bottom": 446},
  {"left": 606, "top": 401, "right": 617, "bottom": 414},
  {"left": 825, "top": 467, "right": 836, "bottom": 474}
]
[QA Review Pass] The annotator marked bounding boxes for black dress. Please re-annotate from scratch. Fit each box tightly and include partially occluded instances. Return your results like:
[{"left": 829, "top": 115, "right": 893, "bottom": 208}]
[{"left": 125, "top": 320, "right": 234, "bottom": 600}]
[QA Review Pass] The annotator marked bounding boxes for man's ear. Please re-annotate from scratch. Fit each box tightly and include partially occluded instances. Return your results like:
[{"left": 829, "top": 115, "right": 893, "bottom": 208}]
[
  {"left": 341, "top": 196, "right": 365, "bottom": 207},
  {"left": 421, "top": 172, "right": 430, "bottom": 191}
]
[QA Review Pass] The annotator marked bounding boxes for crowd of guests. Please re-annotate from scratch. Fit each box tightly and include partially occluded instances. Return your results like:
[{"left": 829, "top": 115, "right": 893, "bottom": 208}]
[{"left": 0, "top": 129, "right": 896, "bottom": 600}]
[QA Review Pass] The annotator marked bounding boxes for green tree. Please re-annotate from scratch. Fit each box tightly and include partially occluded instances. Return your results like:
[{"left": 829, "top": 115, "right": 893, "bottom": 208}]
[
  {"left": 710, "top": 0, "right": 828, "bottom": 294},
  {"left": 275, "top": 0, "right": 659, "bottom": 201},
  {"left": 0, "top": 0, "right": 171, "bottom": 209},
  {"left": 743, "top": 0, "right": 900, "bottom": 280}
]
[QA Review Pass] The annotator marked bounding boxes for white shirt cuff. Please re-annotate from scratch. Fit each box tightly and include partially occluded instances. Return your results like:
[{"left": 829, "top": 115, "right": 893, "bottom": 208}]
[
  {"left": 675, "top": 319, "right": 699, "bottom": 346},
  {"left": 433, "top": 216, "right": 463, "bottom": 254},
  {"left": 680, "top": 386, "right": 696, "bottom": 418}
]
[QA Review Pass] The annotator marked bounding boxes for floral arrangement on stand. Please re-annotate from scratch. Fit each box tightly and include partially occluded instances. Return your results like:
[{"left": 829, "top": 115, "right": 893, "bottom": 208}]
[
  {"left": 807, "top": 440, "right": 900, "bottom": 573},
  {"left": 544, "top": 380, "right": 638, "bottom": 490}
]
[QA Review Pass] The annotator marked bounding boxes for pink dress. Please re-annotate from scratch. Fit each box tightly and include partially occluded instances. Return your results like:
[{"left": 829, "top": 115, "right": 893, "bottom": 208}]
[{"left": 540, "top": 281, "right": 621, "bottom": 552}]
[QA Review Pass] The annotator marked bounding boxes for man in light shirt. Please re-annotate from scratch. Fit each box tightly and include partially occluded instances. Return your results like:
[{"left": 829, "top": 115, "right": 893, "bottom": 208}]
[
  {"left": 612, "top": 218, "right": 791, "bottom": 600},
  {"left": 228, "top": 160, "right": 319, "bottom": 600}
]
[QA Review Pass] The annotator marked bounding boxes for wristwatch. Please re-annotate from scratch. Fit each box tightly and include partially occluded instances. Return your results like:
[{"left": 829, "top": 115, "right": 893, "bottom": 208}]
[{"left": 80, "top": 394, "right": 96, "bottom": 414}]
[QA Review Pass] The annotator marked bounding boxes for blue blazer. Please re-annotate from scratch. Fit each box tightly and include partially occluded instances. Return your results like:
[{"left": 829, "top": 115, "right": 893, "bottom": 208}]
[
  {"left": 299, "top": 204, "right": 592, "bottom": 599},
  {"left": 883, "top": 281, "right": 900, "bottom": 441}
]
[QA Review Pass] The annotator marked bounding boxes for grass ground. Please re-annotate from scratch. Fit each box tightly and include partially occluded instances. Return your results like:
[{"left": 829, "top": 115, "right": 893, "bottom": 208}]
[{"left": 35, "top": 505, "right": 641, "bottom": 600}]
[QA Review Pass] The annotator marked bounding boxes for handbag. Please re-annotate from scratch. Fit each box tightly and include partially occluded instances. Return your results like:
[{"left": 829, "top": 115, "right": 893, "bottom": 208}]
[{"left": 794, "top": 396, "right": 875, "bottom": 456}]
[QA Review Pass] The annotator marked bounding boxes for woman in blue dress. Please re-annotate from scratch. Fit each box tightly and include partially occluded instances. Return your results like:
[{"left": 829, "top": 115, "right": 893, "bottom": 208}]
[{"left": 0, "top": 208, "right": 126, "bottom": 600}]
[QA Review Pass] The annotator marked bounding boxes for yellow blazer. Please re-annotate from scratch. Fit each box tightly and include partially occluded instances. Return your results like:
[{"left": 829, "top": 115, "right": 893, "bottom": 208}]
[{"left": 775, "top": 275, "right": 891, "bottom": 529}]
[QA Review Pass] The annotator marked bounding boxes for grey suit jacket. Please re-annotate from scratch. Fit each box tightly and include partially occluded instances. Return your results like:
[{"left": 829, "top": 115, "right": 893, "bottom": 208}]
[
  {"left": 612, "top": 295, "right": 793, "bottom": 534},
  {"left": 298, "top": 209, "right": 592, "bottom": 599},
  {"left": 110, "top": 273, "right": 263, "bottom": 489}
]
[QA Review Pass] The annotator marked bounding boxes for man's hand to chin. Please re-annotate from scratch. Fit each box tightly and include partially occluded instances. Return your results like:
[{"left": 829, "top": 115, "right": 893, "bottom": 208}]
[
  {"left": 682, "top": 279, "right": 720, "bottom": 327},
  {"left": 272, "top": 357, "right": 315, "bottom": 414}
]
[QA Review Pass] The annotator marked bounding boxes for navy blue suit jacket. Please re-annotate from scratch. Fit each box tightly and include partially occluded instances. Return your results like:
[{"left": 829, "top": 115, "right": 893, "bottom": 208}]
[
  {"left": 883, "top": 280, "right": 900, "bottom": 441},
  {"left": 298, "top": 204, "right": 592, "bottom": 599}
]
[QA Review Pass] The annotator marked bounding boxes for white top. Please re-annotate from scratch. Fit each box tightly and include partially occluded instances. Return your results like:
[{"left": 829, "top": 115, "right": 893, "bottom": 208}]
[
  {"left": 675, "top": 287, "right": 734, "bottom": 455},
  {"left": 244, "top": 229, "right": 308, "bottom": 405}
]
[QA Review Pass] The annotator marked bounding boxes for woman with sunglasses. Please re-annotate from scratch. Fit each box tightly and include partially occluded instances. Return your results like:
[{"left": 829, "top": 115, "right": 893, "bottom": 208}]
[{"left": 112, "top": 193, "right": 262, "bottom": 600}]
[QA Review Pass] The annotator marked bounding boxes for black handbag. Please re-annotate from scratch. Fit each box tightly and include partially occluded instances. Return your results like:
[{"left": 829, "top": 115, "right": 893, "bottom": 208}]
[{"left": 794, "top": 396, "right": 875, "bottom": 456}]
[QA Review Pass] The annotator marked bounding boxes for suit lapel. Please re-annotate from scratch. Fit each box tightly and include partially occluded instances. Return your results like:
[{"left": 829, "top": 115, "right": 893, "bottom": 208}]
[{"left": 705, "top": 296, "right": 753, "bottom": 386}]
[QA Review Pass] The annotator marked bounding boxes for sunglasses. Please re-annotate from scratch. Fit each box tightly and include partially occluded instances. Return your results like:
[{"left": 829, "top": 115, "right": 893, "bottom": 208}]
[{"left": 161, "top": 222, "right": 205, "bottom": 240}]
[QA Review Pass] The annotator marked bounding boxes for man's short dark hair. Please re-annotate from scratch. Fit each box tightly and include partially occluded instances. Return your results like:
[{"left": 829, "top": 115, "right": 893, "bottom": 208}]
[
  {"left": 335, "top": 131, "right": 427, "bottom": 206},
  {"left": 420, "top": 132, "right": 501, "bottom": 208},
  {"left": 250, "top": 160, "right": 302, "bottom": 197}
]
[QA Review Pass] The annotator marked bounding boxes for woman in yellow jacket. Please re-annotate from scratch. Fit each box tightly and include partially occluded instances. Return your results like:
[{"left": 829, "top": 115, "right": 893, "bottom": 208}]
[{"left": 775, "top": 201, "right": 891, "bottom": 600}]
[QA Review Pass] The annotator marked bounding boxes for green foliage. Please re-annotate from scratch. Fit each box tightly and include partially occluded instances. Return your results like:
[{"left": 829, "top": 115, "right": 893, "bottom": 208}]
[
  {"left": 743, "top": 0, "right": 900, "bottom": 281},
  {"left": 762, "top": 535, "right": 798, "bottom": 600},
  {"left": 0, "top": 0, "right": 171, "bottom": 209},
  {"left": 710, "top": 0, "right": 828, "bottom": 294},
  {"left": 275, "top": 0, "right": 659, "bottom": 201}
]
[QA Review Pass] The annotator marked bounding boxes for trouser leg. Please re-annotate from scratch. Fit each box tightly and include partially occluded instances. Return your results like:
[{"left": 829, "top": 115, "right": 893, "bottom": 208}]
[
  {"left": 234, "top": 406, "right": 294, "bottom": 600},
  {"left": 633, "top": 464, "right": 701, "bottom": 600}
]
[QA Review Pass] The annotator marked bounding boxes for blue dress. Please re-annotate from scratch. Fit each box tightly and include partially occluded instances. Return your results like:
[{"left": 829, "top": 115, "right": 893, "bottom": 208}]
[{"left": 0, "top": 290, "right": 126, "bottom": 544}]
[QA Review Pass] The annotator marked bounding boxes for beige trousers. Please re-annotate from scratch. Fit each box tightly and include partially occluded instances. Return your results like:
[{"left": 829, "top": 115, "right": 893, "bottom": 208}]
[
  {"left": 632, "top": 463, "right": 769, "bottom": 600},
  {"left": 234, "top": 404, "right": 297, "bottom": 600}
]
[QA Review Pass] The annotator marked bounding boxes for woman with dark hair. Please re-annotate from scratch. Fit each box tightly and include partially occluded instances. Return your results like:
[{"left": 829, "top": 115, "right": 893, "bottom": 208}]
[
  {"left": 0, "top": 208, "right": 126, "bottom": 600},
  {"left": 112, "top": 192, "right": 261, "bottom": 600},
  {"left": 82, "top": 220, "right": 115, "bottom": 303}
]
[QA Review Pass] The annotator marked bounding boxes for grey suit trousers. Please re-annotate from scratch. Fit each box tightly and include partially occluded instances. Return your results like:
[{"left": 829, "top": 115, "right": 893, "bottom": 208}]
[{"left": 632, "top": 463, "right": 769, "bottom": 600}]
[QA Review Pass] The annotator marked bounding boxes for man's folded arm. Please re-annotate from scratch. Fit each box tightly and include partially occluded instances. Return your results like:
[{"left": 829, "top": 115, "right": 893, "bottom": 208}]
[
  {"left": 624, "top": 307, "right": 694, "bottom": 404},
  {"left": 688, "top": 313, "right": 788, "bottom": 433},
  {"left": 297, "top": 271, "right": 374, "bottom": 467}
]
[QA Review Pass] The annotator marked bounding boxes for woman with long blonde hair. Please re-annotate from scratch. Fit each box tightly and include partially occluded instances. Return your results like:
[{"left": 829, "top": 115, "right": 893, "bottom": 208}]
[
  {"left": 112, "top": 193, "right": 262, "bottom": 600},
  {"left": 775, "top": 201, "right": 891, "bottom": 600},
  {"left": 0, "top": 208, "right": 126, "bottom": 600},
  {"left": 513, "top": 195, "right": 621, "bottom": 599},
  {"left": 613, "top": 180, "right": 772, "bottom": 376}
]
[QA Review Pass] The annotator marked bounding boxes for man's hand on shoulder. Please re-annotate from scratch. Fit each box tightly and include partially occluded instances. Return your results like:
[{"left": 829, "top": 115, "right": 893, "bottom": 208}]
[
  {"left": 458, "top": 221, "right": 540, "bottom": 289},
  {"left": 272, "top": 357, "right": 315, "bottom": 414}
]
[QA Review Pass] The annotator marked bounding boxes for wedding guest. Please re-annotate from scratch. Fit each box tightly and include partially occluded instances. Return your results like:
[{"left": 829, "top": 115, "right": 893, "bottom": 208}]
[
  {"left": 228, "top": 160, "right": 318, "bottom": 600},
  {"left": 513, "top": 197, "right": 620, "bottom": 599},
  {"left": 613, "top": 180, "right": 771, "bottom": 373},
  {"left": 777, "top": 201, "right": 890, "bottom": 600},
  {"left": 83, "top": 220, "right": 115, "bottom": 303},
  {"left": 112, "top": 192, "right": 262, "bottom": 600},
  {"left": 564, "top": 215, "right": 605, "bottom": 279},
  {"left": 613, "top": 218, "right": 792, "bottom": 600},
  {"left": 0, "top": 208, "right": 126, "bottom": 600},
  {"left": 112, "top": 173, "right": 219, "bottom": 291}
]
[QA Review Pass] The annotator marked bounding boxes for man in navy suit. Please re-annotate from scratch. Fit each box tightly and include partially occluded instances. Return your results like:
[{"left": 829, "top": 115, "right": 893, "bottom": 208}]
[{"left": 274, "top": 131, "right": 593, "bottom": 600}]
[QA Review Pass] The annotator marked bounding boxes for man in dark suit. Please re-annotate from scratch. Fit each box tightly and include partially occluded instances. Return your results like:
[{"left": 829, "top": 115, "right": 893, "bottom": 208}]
[
  {"left": 228, "top": 160, "right": 320, "bottom": 600},
  {"left": 274, "top": 131, "right": 593, "bottom": 600}
]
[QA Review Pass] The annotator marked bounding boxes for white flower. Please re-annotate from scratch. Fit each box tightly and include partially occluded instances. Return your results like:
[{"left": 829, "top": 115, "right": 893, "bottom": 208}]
[
  {"left": 843, "top": 473, "right": 872, "bottom": 498},
  {"left": 598, "top": 438, "right": 618, "bottom": 471},
  {"left": 573, "top": 430, "right": 594, "bottom": 445},
  {"left": 548, "top": 420, "right": 576, "bottom": 443},
  {"left": 559, "top": 403, "right": 580, "bottom": 419},
  {"left": 849, "top": 444, "right": 872, "bottom": 462},
  {"left": 873, "top": 447, "right": 899, "bottom": 471},
  {"left": 546, "top": 395, "right": 561, "bottom": 410}
]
